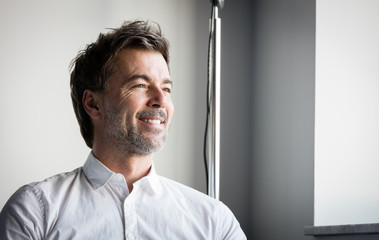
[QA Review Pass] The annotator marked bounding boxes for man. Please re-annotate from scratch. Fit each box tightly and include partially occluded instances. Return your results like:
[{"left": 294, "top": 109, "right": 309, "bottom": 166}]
[{"left": 0, "top": 21, "right": 246, "bottom": 239}]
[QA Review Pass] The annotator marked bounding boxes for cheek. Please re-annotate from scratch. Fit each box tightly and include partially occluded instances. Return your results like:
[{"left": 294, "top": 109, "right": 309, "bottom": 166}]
[
  {"left": 118, "top": 89, "right": 138, "bottom": 104},
  {"left": 118, "top": 90, "right": 146, "bottom": 109},
  {"left": 120, "top": 97, "right": 146, "bottom": 121}
]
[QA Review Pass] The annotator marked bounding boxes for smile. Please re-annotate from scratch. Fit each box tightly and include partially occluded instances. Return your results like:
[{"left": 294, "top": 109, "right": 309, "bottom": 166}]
[
  {"left": 136, "top": 110, "right": 168, "bottom": 125},
  {"left": 141, "top": 118, "right": 162, "bottom": 124}
]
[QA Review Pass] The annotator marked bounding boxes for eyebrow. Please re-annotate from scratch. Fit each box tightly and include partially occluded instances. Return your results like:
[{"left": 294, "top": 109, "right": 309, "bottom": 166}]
[{"left": 124, "top": 74, "right": 173, "bottom": 87}]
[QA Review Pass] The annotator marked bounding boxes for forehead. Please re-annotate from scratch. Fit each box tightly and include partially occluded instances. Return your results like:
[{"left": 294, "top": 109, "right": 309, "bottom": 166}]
[
  {"left": 105, "top": 49, "right": 171, "bottom": 92},
  {"left": 114, "top": 48, "right": 169, "bottom": 76}
]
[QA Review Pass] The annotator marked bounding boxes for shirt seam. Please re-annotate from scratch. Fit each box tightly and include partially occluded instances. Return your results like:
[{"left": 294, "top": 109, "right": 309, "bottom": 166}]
[
  {"left": 30, "top": 184, "right": 46, "bottom": 237},
  {"left": 216, "top": 201, "right": 222, "bottom": 239}
]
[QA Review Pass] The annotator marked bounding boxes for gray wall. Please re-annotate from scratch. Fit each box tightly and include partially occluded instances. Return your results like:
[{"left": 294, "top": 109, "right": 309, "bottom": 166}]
[
  {"left": 249, "top": 0, "right": 315, "bottom": 238},
  {"left": 195, "top": 0, "right": 379, "bottom": 239}
]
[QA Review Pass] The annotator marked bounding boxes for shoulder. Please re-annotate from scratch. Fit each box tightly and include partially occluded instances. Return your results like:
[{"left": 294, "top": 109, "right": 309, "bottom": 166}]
[
  {"left": 156, "top": 177, "right": 246, "bottom": 239},
  {"left": 1, "top": 168, "right": 84, "bottom": 222},
  {"left": 0, "top": 168, "right": 83, "bottom": 239},
  {"left": 158, "top": 176, "right": 218, "bottom": 203},
  {"left": 2, "top": 167, "right": 83, "bottom": 208},
  {"left": 25, "top": 167, "right": 86, "bottom": 212},
  {"left": 3, "top": 167, "right": 83, "bottom": 205},
  {"left": 157, "top": 176, "right": 220, "bottom": 216},
  {"left": 0, "top": 184, "right": 43, "bottom": 238},
  {"left": 31, "top": 167, "right": 83, "bottom": 189}
]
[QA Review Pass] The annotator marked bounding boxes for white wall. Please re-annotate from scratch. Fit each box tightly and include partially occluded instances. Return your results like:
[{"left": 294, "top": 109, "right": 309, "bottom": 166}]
[
  {"left": 315, "top": 0, "right": 379, "bottom": 226},
  {"left": 0, "top": 0, "right": 199, "bottom": 209}
]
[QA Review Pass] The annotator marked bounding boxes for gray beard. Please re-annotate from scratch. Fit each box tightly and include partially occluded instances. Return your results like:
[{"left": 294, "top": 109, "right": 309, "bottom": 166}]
[{"left": 104, "top": 106, "right": 167, "bottom": 156}]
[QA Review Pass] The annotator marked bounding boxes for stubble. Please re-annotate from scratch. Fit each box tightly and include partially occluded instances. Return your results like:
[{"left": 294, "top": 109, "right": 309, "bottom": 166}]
[{"left": 104, "top": 103, "right": 168, "bottom": 156}]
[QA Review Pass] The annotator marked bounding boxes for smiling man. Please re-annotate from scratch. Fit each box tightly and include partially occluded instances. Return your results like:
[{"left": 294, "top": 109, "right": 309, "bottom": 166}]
[
  {"left": 86, "top": 48, "right": 174, "bottom": 192},
  {"left": 0, "top": 21, "right": 246, "bottom": 239}
]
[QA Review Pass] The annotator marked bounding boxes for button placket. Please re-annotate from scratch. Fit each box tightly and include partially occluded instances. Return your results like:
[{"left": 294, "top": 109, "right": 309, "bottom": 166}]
[
  {"left": 124, "top": 191, "right": 138, "bottom": 240},
  {"left": 110, "top": 174, "right": 129, "bottom": 201}
]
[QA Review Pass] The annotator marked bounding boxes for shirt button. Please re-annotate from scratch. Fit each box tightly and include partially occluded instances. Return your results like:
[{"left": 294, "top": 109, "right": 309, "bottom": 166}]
[{"left": 126, "top": 233, "right": 135, "bottom": 240}]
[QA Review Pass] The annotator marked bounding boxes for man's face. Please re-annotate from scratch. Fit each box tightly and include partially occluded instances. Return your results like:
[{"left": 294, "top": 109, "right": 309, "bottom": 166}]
[{"left": 101, "top": 49, "right": 174, "bottom": 156}]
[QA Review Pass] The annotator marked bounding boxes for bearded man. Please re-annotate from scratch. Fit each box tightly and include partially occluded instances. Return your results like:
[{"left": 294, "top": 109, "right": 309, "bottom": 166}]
[{"left": 0, "top": 21, "right": 246, "bottom": 240}]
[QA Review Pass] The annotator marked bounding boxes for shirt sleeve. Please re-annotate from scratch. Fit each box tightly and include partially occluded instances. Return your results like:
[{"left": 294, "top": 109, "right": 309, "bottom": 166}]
[
  {"left": 217, "top": 202, "right": 247, "bottom": 240},
  {"left": 0, "top": 185, "right": 44, "bottom": 240}
]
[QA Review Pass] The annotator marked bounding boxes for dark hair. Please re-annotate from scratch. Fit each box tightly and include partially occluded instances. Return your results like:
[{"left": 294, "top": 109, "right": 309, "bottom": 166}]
[{"left": 70, "top": 21, "right": 170, "bottom": 148}]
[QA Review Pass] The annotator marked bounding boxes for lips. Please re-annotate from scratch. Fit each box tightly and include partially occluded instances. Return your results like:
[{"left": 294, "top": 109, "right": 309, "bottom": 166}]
[
  {"left": 140, "top": 118, "right": 163, "bottom": 124},
  {"left": 136, "top": 110, "right": 167, "bottom": 124}
]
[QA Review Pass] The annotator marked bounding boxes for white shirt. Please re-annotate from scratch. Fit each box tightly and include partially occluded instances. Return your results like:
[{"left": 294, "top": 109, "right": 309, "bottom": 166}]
[{"left": 0, "top": 153, "right": 246, "bottom": 239}]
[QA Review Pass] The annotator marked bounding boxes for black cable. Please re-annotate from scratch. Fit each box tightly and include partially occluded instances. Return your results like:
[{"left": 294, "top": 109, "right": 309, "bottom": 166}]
[{"left": 204, "top": 5, "right": 215, "bottom": 194}]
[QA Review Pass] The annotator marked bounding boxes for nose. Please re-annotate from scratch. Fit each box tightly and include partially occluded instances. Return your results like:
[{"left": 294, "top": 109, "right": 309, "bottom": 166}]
[{"left": 147, "top": 86, "right": 168, "bottom": 109}]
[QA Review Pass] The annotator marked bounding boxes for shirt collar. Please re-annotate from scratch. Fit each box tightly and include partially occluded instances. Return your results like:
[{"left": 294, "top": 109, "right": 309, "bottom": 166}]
[
  {"left": 83, "top": 152, "right": 114, "bottom": 189},
  {"left": 143, "top": 162, "right": 162, "bottom": 195},
  {"left": 83, "top": 152, "right": 162, "bottom": 195}
]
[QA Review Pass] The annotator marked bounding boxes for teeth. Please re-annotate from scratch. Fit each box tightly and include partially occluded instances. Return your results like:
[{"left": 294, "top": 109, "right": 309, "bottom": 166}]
[{"left": 142, "top": 119, "right": 161, "bottom": 124}]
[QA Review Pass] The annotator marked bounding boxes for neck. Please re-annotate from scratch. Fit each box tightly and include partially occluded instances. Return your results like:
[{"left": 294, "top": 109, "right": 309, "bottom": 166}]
[{"left": 92, "top": 147, "right": 153, "bottom": 192}]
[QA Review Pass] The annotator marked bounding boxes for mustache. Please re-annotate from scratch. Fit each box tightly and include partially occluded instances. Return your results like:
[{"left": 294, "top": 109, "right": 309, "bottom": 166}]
[{"left": 136, "top": 109, "right": 168, "bottom": 123}]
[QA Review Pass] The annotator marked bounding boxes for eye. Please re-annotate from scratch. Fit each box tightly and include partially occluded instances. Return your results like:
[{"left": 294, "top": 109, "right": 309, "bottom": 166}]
[
  {"left": 134, "top": 84, "right": 147, "bottom": 88},
  {"left": 163, "top": 87, "right": 171, "bottom": 93}
]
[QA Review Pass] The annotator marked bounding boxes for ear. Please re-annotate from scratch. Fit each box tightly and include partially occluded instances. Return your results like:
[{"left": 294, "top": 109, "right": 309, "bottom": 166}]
[{"left": 82, "top": 89, "right": 103, "bottom": 120}]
